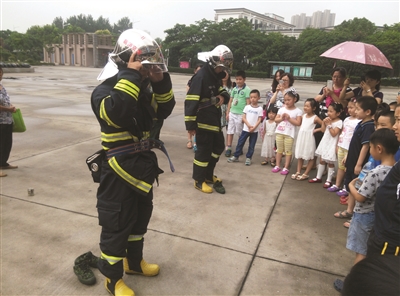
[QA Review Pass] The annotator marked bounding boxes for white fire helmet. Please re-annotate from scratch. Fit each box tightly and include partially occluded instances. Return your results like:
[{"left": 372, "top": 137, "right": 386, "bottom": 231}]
[
  {"left": 197, "top": 45, "right": 233, "bottom": 73},
  {"left": 97, "top": 28, "right": 167, "bottom": 81}
]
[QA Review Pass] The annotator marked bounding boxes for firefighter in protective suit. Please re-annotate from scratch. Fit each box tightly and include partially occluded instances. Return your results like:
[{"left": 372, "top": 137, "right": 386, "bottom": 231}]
[
  {"left": 185, "top": 45, "right": 233, "bottom": 194},
  {"left": 91, "top": 29, "right": 175, "bottom": 296}
]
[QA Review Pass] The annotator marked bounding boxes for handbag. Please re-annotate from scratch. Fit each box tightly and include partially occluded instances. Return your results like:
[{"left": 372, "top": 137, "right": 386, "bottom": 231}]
[{"left": 12, "top": 108, "right": 26, "bottom": 132}]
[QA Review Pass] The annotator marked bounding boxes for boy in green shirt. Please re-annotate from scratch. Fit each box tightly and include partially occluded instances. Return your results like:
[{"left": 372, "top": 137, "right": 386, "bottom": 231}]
[{"left": 225, "top": 70, "right": 251, "bottom": 157}]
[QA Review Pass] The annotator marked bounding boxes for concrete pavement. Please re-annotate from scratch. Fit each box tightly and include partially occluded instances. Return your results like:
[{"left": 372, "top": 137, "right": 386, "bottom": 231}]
[{"left": 1, "top": 67, "right": 397, "bottom": 295}]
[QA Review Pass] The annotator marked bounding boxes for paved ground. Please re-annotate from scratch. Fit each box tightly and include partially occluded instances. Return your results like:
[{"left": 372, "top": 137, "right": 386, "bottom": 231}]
[{"left": 1, "top": 66, "right": 398, "bottom": 296}]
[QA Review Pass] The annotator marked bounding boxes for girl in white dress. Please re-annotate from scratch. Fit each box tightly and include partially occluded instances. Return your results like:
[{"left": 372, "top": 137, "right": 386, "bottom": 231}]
[
  {"left": 261, "top": 105, "right": 278, "bottom": 165},
  {"left": 293, "top": 99, "right": 325, "bottom": 180},
  {"left": 310, "top": 103, "right": 344, "bottom": 188}
]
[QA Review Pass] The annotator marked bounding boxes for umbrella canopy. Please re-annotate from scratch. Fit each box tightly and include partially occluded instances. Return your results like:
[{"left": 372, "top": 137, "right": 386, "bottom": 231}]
[{"left": 320, "top": 41, "right": 393, "bottom": 69}]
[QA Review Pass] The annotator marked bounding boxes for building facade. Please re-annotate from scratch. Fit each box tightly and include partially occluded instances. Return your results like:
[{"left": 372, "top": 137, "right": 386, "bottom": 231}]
[
  {"left": 43, "top": 33, "right": 114, "bottom": 68},
  {"left": 214, "top": 8, "right": 295, "bottom": 31}
]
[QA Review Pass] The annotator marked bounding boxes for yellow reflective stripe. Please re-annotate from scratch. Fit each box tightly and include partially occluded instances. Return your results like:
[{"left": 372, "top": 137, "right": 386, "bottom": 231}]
[
  {"left": 185, "top": 116, "right": 197, "bottom": 122},
  {"left": 200, "top": 98, "right": 210, "bottom": 102},
  {"left": 101, "top": 252, "right": 123, "bottom": 265},
  {"left": 114, "top": 79, "right": 139, "bottom": 100},
  {"left": 151, "top": 95, "right": 158, "bottom": 113},
  {"left": 395, "top": 246, "right": 399, "bottom": 256},
  {"left": 109, "top": 157, "right": 152, "bottom": 193},
  {"left": 381, "top": 242, "right": 388, "bottom": 255},
  {"left": 154, "top": 90, "right": 174, "bottom": 103},
  {"left": 101, "top": 131, "right": 138, "bottom": 143},
  {"left": 128, "top": 235, "right": 143, "bottom": 242},
  {"left": 198, "top": 123, "right": 220, "bottom": 132},
  {"left": 100, "top": 96, "right": 121, "bottom": 128},
  {"left": 194, "top": 159, "right": 208, "bottom": 167},
  {"left": 211, "top": 153, "right": 219, "bottom": 159},
  {"left": 142, "top": 131, "right": 150, "bottom": 140},
  {"left": 186, "top": 95, "right": 200, "bottom": 101}
]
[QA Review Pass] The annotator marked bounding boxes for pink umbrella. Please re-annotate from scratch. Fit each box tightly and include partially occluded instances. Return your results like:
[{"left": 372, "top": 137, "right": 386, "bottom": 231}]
[{"left": 320, "top": 41, "right": 393, "bottom": 69}]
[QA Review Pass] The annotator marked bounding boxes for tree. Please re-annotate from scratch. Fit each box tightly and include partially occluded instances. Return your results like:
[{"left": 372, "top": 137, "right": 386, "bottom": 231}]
[
  {"left": 27, "top": 25, "right": 61, "bottom": 60},
  {"left": 114, "top": 17, "right": 132, "bottom": 33}
]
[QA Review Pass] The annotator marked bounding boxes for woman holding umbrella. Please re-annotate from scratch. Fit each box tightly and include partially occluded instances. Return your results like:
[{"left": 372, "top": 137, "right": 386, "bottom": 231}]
[{"left": 339, "top": 69, "right": 384, "bottom": 105}]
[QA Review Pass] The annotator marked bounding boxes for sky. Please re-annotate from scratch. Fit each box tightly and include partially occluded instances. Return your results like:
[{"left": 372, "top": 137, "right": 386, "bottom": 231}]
[{"left": 1, "top": 0, "right": 399, "bottom": 39}]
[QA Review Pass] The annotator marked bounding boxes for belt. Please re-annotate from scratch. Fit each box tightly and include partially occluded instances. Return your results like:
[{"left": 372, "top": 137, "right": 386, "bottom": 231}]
[
  {"left": 198, "top": 97, "right": 219, "bottom": 110},
  {"left": 106, "top": 139, "right": 175, "bottom": 172}
]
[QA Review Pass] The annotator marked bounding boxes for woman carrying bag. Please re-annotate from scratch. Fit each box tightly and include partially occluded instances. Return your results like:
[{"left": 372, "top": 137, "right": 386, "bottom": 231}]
[{"left": 0, "top": 65, "right": 19, "bottom": 177}]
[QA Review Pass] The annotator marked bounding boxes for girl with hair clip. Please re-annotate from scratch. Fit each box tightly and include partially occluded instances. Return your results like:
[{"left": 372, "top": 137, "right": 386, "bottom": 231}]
[
  {"left": 272, "top": 90, "right": 303, "bottom": 175},
  {"left": 309, "top": 103, "right": 343, "bottom": 188},
  {"left": 293, "top": 98, "right": 325, "bottom": 181},
  {"left": 327, "top": 98, "right": 360, "bottom": 200}
]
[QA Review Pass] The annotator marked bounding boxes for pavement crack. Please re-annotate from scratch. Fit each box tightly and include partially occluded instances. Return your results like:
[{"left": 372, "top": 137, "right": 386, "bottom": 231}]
[{"left": 0, "top": 194, "right": 97, "bottom": 219}]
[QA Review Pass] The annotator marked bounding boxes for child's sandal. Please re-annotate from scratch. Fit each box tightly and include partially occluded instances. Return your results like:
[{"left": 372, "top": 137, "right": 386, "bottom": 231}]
[
  {"left": 186, "top": 140, "right": 193, "bottom": 149},
  {"left": 296, "top": 174, "right": 309, "bottom": 181},
  {"left": 291, "top": 172, "right": 301, "bottom": 180}
]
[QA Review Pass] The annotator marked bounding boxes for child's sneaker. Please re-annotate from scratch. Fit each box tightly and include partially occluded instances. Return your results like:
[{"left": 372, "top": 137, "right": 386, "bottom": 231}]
[
  {"left": 225, "top": 149, "right": 232, "bottom": 157},
  {"left": 227, "top": 156, "right": 238, "bottom": 163},
  {"left": 245, "top": 158, "right": 251, "bottom": 166}
]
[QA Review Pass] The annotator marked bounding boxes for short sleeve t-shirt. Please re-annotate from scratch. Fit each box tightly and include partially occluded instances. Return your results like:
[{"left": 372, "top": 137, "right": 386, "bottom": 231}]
[
  {"left": 242, "top": 105, "right": 263, "bottom": 132},
  {"left": 338, "top": 117, "right": 361, "bottom": 150},
  {"left": 355, "top": 165, "right": 393, "bottom": 213},
  {"left": 275, "top": 106, "right": 303, "bottom": 138},
  {"left": 345, "top": 120, "right": 375, "bottom": 172},
  {"left": 230, "top": 85, "right": 251, "bottom": 114}
]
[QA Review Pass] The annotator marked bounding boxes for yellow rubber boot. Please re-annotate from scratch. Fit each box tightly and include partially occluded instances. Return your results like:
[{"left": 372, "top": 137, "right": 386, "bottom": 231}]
[
  {"left": 105, "top": 278, "right": 134, "bottom": 296},
  {"left": 124, "top": 258, "right": 160, "bottom": 276},
  {"left": 194, "top": 181, "right": 213, "bottom": 193}
]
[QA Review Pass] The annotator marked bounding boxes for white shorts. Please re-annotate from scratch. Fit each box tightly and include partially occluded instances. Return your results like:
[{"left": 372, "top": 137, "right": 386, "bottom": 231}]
[{"left": 227, "top": 112, "right": 243, "bottom": 136}]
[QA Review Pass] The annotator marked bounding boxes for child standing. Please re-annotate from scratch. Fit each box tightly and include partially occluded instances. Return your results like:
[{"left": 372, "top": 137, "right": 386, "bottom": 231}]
[
  {"left": 333, "top": 96, "right": 378, "bottom": 220},
  {"left": 309, "top": 103, "right": 343, "bottom": 187},
  {"left": 333, "top": 128, "right": 398, "bottom": 291},
  {"left": 293, "top": 98, "right": 324, "bottom": 180},
  {"left": 327, "top": 99, "right": 360, "bottom": 195},
  {"left": 272, "top": 91, "right": 303, "bottom": 175},
  {"left": 260, "top": 105, "right": 278, "bottom": 166},
  {"left": 227, "top": 89, "right": 263, "bottom": 165},
  {"left": 225, "top": 70, "right": 251, "bottom": 157}
]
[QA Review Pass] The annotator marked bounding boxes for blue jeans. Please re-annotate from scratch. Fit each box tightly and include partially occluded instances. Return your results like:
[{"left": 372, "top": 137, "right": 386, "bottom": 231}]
[{"left": 234, "top": 131, "right": 258, "bottom": 159}]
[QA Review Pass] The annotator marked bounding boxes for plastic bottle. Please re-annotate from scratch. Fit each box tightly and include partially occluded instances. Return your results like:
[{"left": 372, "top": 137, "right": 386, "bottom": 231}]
[{"left": 354, "top": 156, "right": 373, "bottom": 190}]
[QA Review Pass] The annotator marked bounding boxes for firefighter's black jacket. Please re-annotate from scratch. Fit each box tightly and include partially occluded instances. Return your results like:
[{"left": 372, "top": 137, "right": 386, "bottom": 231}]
[
  {"left": 91, "top": 68, "right": 175, "bottom": 196},
  {"left": 184, "top": 64, "right": 230, "bottom": 133}
]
